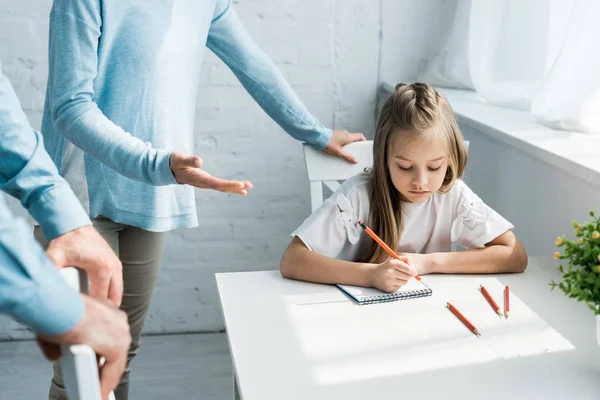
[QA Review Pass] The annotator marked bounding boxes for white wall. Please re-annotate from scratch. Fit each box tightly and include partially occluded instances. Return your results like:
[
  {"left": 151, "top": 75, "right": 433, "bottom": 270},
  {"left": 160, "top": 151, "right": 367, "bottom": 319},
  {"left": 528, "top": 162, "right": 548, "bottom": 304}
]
[
  {"left": 0, "top": 0, "right": 448, "bottom": 338},
  {"left": 379, "top": 0, "right": 457, "bottom": 85}
]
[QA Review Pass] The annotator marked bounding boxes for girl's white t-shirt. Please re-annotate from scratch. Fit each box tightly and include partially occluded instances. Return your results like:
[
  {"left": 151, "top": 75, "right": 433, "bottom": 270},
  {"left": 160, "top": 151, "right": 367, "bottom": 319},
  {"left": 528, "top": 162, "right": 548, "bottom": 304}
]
[{"left": 292, "top": 172, "right": 514, "bottom": 261}]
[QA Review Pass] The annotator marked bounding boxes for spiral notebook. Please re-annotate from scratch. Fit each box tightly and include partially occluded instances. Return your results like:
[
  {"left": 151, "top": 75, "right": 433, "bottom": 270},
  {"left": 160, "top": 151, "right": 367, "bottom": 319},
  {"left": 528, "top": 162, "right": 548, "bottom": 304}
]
[{"left": 336, "top": 278, "right": 432, "bottom": 305}]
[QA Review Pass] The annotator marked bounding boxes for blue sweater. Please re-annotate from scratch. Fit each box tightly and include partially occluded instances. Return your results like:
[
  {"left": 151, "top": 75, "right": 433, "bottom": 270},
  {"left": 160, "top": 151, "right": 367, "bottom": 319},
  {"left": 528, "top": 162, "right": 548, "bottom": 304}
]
[
  {"left": 0, "top": 63, "right": 87, "bottom": 336},
  {"left": 42, "top": 0, "right": 332, "bottom": 232}
]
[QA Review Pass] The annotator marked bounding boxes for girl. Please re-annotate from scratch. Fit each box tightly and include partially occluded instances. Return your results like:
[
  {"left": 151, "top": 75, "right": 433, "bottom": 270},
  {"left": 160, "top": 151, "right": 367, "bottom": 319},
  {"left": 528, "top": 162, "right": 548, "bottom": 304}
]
[{"left": 281, "top": 83, "right": 527, "bottom": 293}]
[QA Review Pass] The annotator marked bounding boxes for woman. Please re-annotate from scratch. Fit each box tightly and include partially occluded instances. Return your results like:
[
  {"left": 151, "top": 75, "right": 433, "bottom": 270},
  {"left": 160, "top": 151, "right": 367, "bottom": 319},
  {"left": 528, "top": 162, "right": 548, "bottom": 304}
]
[{"left": 38, "top": 0, "right": 365, "bottom": 399}]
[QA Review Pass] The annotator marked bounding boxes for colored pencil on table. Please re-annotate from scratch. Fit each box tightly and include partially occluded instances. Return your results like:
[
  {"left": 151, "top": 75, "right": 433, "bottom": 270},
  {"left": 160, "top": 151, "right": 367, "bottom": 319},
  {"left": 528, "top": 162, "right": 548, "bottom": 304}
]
[
  {"left": 447, "top": 302, "right": 481, "bottom": 337},
  {"left": 480, "top": 285, "right": 503, "bottom": 318},
  {"left": 505, "top": 286, "right": 510, "bottom": 319},
  {"left": 357, "top": 220, "right": 422, "bottom": 281}
]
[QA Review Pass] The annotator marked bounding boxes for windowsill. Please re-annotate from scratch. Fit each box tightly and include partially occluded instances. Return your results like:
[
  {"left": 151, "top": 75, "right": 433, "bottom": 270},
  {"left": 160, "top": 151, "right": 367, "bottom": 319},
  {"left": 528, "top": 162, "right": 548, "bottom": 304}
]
[{"left": 380, "top": 83, "right": 600, "bottom": 187}]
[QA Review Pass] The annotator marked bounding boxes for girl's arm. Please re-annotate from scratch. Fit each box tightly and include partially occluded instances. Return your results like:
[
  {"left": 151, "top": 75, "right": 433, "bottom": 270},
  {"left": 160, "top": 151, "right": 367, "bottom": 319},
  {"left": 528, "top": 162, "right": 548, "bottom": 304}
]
[
  {"left": 281, "top": 237, "right": 374, "bottom": 286},
  {"left": 281, "top": 237, "right": 417, "bottom": 292},
  {"left": 410, "top": 231, "right": 528, "bottom": 275}
]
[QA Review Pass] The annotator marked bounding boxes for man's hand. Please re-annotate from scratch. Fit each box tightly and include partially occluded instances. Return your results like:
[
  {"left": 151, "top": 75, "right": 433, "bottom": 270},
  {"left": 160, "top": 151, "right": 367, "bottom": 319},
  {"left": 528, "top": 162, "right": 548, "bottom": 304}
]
[
  {"left": 169, "top": 152, "right": 253, "bottom": 195},
  {"left": 46, "top": 226, "right": 123, "bottom": 307},
  {"left": 322, "top": 130, "right": 367, "bottom": 164},
  {"left": 37, "top": 295, "right": 131, "bottom": 400}
]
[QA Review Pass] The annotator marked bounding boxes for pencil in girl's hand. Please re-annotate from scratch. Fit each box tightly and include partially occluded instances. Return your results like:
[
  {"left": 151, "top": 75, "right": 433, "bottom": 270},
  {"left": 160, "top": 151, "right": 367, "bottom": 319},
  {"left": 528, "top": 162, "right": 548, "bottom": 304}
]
[
  {"left": 447, "top": 302, "right": 481, "bottom": 337},
  {"left": 357, "top": 220, "right": 422, "bottom": 281}
]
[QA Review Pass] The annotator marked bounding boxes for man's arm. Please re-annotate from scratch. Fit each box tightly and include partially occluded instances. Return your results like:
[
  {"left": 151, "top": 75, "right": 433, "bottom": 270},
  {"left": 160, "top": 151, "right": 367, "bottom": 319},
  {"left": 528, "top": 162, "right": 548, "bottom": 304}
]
[
  {"left": 0, "top": 62, "right": 91, "bottom": 241},
  {"left": 0, "top": 197, "right": 130, "bottom": 399},
  {"left": 0, "top": 197, "right": 84, "bottom": 335},
  {"left": 0, "top": 63, "right": 123, "bottom": 305}
]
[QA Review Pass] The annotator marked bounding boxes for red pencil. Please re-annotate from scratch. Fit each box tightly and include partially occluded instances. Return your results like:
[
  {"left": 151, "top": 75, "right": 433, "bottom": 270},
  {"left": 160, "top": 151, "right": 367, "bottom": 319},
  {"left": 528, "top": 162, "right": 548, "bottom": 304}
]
[
  {"left": 446, "top": 302, "right": 481, "bottom": 337},
  {"left": 505, "top": 286, "right": 510, "bottom": 319},
  {"left": 480, "top": 285, "right": 503, "bottom": 318}
]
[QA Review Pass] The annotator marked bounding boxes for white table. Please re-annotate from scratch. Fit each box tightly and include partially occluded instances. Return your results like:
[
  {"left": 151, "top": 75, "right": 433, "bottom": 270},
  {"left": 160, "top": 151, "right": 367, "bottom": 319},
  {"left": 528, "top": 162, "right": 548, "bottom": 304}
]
[{"left": 216, "top": 257, "right": 600, "bottom": 400}]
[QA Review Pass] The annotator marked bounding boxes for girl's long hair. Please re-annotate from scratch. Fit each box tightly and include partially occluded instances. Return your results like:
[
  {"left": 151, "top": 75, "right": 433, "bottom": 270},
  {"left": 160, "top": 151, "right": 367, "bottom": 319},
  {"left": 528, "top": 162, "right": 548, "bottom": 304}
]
[{"left": 366, "top": 83, "right": 468, "bottom": 264}]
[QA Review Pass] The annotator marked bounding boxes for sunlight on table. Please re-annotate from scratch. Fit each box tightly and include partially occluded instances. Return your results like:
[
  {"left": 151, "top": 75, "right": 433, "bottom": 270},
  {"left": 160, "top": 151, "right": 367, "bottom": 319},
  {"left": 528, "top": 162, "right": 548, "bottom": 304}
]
[{"left": 284, "top": 277, "right": 574, "bottom": 385}]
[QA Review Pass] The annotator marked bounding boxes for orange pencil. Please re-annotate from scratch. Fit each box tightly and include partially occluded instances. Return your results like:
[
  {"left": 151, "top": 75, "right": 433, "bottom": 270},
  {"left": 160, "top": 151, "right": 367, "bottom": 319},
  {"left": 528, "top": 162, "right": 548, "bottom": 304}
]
[
  {"left": 504, "top": 286, "right": 510, "bottom": 319},
  {"left": 480, "top": 285, "right": 503, "bottom": 318},
  {"left": 447, "top": 302, "right": 481, "bottom": 337},
  {"left": 358, "top": 221, "right": 422, "bottom": 281}
]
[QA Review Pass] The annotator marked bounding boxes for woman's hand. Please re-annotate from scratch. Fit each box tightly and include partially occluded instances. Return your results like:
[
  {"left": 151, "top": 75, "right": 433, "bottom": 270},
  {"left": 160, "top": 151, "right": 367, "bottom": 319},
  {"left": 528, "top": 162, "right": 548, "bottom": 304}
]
[
  {"left": 169, "top": 152, "right": 253, "bottom": 195},
  {"left": 322, "top": 130, "right": 366, "bottom": 164},
  {"left": 369, "top": 256, "right": 417, "bottom": 293}
]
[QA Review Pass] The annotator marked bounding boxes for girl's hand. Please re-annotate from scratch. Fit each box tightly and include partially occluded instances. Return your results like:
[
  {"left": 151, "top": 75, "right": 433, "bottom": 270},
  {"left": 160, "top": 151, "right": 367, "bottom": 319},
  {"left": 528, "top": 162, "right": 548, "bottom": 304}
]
[
  {"left": 398, "top": 253, "right": 431, "bottom": 275},
  {"left": 370, "top": 257, "right": 418, "bottom": 293}
]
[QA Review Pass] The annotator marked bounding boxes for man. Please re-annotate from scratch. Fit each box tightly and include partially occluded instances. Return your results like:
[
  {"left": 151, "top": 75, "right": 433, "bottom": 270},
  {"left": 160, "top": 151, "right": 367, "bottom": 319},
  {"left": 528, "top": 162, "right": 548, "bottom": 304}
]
[{"left": 0, "top": 62, "right": 130, "bottom": 400}]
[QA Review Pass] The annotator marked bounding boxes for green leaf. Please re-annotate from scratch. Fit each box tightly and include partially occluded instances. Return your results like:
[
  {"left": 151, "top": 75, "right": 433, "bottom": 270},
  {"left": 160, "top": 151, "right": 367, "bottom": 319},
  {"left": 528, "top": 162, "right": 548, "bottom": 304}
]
[{"left": 572, "top": 287, "right": 581, "bottom": 296}]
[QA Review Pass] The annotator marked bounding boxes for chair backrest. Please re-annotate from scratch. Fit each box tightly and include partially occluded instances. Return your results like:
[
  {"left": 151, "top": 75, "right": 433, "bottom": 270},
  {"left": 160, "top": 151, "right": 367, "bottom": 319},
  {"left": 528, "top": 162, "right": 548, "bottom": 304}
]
[
  {"left": 303, "top": 140, "right": 469, "bottom": 212},
  {"left": 60, "top": 268, "right": 115, "bottom": 400},
  {"left": 303, "top": 141, "right": 373, "bottom": 212}
]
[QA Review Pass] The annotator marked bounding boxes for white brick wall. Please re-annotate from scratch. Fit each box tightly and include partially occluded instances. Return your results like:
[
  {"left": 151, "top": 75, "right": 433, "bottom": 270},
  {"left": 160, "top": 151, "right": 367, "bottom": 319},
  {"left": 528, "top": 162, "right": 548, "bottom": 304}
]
[{"left": 0, "top": 0, "right": 451, "bottom": 338}]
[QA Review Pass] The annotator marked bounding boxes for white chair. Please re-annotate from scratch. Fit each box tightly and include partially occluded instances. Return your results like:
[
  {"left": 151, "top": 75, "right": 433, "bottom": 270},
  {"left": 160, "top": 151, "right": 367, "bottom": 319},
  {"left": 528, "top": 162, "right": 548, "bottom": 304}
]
[
  {"left": 303, "top": 140, "right": 469, "bottom": 211},
  {"left": 59, "top": 268, "right": 115, "bottom": 400},
  {"left": 302, "top": 140, "right": 374, "bottom": 212}
]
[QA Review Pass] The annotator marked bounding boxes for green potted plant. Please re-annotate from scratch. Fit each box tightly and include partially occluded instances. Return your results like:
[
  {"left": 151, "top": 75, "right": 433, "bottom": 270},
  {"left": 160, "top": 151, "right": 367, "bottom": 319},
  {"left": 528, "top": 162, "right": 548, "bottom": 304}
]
[{"left": 551, "top": 211, "right": 600, "bottom": 345}]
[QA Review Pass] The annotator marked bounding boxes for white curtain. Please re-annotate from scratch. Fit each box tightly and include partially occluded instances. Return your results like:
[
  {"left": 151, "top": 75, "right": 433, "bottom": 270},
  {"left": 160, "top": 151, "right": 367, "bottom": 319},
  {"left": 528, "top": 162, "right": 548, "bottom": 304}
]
[{"left": 420, "top": 0, "right": 600, "bottom": 134}]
